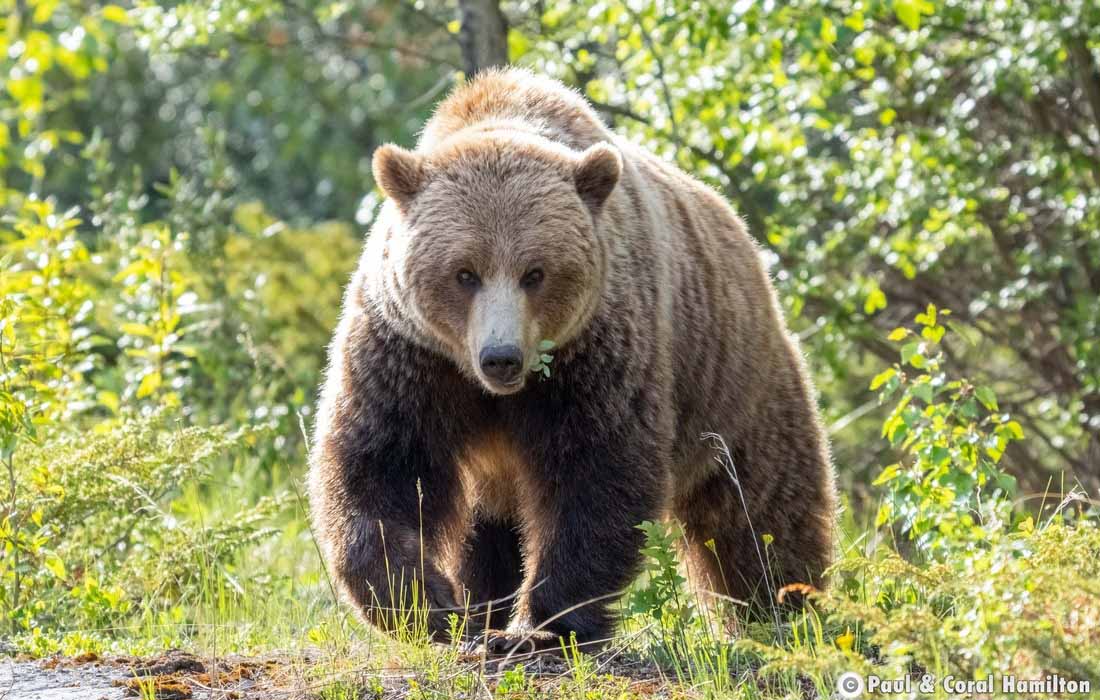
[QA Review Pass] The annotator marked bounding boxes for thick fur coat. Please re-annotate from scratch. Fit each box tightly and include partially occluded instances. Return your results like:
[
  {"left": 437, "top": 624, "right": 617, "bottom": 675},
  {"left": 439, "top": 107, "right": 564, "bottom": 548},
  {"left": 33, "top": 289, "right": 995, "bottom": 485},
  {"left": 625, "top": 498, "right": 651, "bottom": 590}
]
[{"left": 309, "top": 69, "right": 837, "bottom": 653}]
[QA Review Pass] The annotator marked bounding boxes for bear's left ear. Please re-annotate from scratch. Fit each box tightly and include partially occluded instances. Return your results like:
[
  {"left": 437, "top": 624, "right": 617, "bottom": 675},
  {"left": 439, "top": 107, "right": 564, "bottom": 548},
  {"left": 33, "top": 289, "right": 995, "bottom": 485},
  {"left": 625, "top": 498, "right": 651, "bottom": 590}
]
[
  {"left": 574, "top": 143, "right": 622, "bottom": 215},
  {"left": 372, "top": 144, "right": 426, "bottom": 210}
]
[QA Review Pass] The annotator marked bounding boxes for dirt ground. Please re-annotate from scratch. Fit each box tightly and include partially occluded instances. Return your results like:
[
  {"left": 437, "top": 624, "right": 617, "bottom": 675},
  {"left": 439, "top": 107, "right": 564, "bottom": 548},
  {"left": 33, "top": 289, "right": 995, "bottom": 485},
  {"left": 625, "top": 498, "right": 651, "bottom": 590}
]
[
  {"left": 1, "top": 648, "right": 668, "bottom": 699},
  {"left": 1, "top": 650, "right": 301, "bottom": 699}
]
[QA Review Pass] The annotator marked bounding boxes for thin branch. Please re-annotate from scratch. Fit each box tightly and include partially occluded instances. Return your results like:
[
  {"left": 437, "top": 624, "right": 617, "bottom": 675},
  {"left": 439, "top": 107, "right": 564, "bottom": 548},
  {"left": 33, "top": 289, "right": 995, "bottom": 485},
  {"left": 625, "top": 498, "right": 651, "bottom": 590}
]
[
  {"left": 1067, "top": 36, "right": 1100, "bottom": 142},
  {"left": 621, "top": 6, "right": 681, "bottom": 146}
]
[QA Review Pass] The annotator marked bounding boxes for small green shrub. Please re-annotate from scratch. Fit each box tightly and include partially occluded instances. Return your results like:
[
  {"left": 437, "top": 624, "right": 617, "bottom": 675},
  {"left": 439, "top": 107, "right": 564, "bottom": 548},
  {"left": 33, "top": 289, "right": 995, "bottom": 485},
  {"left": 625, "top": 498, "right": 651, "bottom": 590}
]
[
  {"left": 870, "top": 304, "right": 1023, "bottom": 556},
  {"left": 744, "top": 311, "right": 1100, "bottom": 691},
  {"left": 1, "top": 412, "right": 284, "bottom": 652}
]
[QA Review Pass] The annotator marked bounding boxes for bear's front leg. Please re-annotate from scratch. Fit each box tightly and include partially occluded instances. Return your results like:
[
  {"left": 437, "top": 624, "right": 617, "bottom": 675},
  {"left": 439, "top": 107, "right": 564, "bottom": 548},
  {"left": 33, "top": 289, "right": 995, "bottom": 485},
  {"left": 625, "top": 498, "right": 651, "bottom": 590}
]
[
  {"left": 489, "top": 385, "right": 668, "bottom": 655},
  {"left": 309, "top": 318, "right": 473, "bottom": 641},
  {"left": 311, "top": 426, "right": 466, "bottom": 638}
]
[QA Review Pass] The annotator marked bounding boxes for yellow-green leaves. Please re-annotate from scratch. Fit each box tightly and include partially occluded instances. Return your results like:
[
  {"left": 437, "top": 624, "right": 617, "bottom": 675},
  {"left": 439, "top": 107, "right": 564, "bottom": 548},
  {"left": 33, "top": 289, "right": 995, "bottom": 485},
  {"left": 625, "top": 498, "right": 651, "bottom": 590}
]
[
  {"left": 44, "top": 553, "right": 66, "bottom": 580},
  {"left": 101, "top": 5, "right": 130, "bottom": 25},
  {"left": 870, "top": 367, "right": 896, "bottom": 391},
  {"left": 975, "top": 386, "right": 998, "bottom": 411},
  {"left": 135, "top": 370, "right": 162, "bottom": 399},
  {"left": 915, "top": 303, "right": 947, "bottom": 344},
  {"left": 864, "top": 284, "right": 887, "bottom": 314},
  {"left": 893, "top": 0, "right": 934, "bottom": 31},
  {"left": 872, "top": 309, "right": 1024, "bottom": 556},
  {"left": 31, "top": 0, "right": 61, "bottom": 24}
]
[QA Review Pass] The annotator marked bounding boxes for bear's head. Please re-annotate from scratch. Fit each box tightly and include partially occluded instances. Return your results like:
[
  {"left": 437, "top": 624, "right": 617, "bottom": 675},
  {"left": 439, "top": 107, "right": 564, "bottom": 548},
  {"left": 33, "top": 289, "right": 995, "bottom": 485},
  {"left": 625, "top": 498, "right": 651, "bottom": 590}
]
[{"left": 372, "top": 132, "right": 621, "bottom": 394}]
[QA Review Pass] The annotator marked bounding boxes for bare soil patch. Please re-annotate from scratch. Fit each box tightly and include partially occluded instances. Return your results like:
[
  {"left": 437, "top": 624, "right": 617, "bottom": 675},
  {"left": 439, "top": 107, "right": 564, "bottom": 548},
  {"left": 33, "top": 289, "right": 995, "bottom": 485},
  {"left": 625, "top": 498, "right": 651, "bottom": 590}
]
[{"left": 2, "top": 648, "right": 669, "bottom": 699}]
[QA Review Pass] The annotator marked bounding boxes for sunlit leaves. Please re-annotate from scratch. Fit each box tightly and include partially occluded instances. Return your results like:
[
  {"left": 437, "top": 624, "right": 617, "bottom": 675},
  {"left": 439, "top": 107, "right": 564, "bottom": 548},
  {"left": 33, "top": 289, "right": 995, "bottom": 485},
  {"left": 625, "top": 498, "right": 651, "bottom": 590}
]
[
  {"left": 519, "top": 0, "right": 1100, "bottom": 488},
  {"left": 893, "top": 0, "right": 934, "bottom": 31},
  {"left": 100, "top": 5, "right": 129, "bottom": 24},
  {"left": 863, "top": 283, "right": 886, "bottom": 315},
  {"left": 871, "top": 310, "right": 1023, "bottom": 556},
  {"left": 869, "top": 367, "right": 896, "bottom": 391}
]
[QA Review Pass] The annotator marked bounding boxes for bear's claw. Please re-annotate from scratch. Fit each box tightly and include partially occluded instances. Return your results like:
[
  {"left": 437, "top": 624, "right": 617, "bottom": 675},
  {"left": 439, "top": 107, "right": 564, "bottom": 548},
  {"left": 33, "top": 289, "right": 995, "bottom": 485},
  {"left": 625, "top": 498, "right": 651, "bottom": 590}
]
[{"left": 481, "top": 629, "right": 562, "bottom": 658}]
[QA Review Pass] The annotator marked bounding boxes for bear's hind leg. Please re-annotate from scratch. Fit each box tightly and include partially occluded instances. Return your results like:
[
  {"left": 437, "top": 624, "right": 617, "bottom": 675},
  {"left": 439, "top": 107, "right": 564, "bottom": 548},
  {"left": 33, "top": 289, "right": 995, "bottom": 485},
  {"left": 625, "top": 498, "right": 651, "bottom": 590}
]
[
  {"left": 676, "top": 445, "right": 835, "bottom": 619},
  {"left": 455, "top": 517, "right": 523, "bottom": 634}
]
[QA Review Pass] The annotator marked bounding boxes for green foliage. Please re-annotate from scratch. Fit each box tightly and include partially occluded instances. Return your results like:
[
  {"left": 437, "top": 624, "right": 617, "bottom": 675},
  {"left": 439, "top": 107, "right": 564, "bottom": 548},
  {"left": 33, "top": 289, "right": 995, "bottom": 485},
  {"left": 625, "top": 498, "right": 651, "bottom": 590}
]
[
  {"left": 0, "top": 1, "right": 362, "bottom": 653},
  {"left": 518, "top": 0, "right": 1100, "bottom": 492},
  {"left": 0, "top": 200, "right": 97, "bottom": 437},
  {"left": 811, "top": 317, "right": 1100, "bottom": 683},
  {"left": 626, "top": 520, "right": 692, "bottom": 628},
  {"left": 529, "top": 339, "right": 556, "bottom": 379},
  {"left": 819, "top": 520, "right": 1100, "bottom": 684},
  {"left": 1, "top": 413, "right": 282, "bottom": 650},
  {"left": 871, "top": 305, "right": 1023, "bottom": 554}
]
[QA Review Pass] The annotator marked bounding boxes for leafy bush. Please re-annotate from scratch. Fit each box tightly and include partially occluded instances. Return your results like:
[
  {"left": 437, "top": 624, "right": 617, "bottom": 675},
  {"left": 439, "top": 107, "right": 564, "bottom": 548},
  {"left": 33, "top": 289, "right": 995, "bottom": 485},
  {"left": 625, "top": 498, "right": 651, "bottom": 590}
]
[
  {"left": 1, "top": 412, "right": 283, "bottom": 652},
  {"left": 870, "top": 304, "right": 1023, "bottom": 555}
]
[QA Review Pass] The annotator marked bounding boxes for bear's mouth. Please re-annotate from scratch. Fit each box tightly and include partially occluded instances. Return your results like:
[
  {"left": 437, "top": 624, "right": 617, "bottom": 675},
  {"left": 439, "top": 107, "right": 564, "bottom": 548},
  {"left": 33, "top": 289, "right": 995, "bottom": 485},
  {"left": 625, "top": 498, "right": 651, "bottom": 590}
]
[{"left": 479, "top": 374, "right": 526, "bottom": 396}]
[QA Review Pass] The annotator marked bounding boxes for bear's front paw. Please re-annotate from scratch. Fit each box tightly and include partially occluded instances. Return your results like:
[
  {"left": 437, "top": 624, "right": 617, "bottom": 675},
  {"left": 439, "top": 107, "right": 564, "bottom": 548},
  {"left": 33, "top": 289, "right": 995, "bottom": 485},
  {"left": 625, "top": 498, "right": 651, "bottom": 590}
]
[{"left": 483, "top": 628, "right": 563, "bottom": 657}]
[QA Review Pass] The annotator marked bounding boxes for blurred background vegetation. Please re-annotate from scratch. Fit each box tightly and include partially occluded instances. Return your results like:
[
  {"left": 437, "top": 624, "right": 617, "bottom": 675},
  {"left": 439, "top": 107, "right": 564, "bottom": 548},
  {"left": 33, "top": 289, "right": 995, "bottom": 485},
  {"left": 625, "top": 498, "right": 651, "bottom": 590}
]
[{"left": 2, "top": 0, "right": 1099, "bottom": 693}]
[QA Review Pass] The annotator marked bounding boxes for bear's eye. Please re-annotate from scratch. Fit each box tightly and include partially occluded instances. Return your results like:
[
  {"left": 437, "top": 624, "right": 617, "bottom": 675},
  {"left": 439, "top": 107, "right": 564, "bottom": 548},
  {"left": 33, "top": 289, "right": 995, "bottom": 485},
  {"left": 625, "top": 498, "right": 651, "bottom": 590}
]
[
  {"left": 520, "top": 268, "right": 544, "bottom": 289},
  {"left": 457, "top": 269, "right": 481, "bottom": 289}
]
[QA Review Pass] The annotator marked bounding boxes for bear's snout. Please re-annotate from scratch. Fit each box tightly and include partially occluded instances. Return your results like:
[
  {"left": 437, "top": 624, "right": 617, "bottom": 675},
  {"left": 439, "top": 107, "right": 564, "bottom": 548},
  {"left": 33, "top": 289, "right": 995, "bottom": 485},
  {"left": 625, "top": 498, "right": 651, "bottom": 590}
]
[{"left": 479, "top": 344, "right": 525, "bottom": 385}]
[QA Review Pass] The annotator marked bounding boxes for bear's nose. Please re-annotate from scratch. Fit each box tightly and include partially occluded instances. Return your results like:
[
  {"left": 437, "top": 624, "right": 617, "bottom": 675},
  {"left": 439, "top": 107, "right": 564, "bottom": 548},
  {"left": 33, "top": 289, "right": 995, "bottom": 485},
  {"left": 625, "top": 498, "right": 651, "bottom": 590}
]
[{"left": 479, "top": 344, "right": 524, "bottom": 383}]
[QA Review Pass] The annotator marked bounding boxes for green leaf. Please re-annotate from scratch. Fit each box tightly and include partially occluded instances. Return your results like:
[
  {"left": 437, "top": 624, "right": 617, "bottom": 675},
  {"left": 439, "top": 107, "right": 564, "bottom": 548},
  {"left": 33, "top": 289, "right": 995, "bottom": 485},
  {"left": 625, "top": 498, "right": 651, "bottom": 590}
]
[
  {"left": 863, "top": 286, "right": 886, "bottom": 314},
  {"left": 921, "top": 324, "right": 945, "bottom": 344},
  {"left": 873, "top": 463, "right": 900, "bottom": 485},
  {"left": 102, "top": 4, "right": 130, "bottom": 24},
  {"left": 975, "top": 386, "right": 998, "bottom": 411},
  {"left": 120, "top": 322, "right": 154, "bottom": 337},
  {"left": 45, "top": 553, "right": 67, "bottom": 580},
  {"left": 869, "top": 367, "right": 896, "bottom": 390},
  {"left": 888, "top": 420, "right": 909, "bottom": 446},
  {"left": 900, "top": 341, "right": 921, "bottom": 365},
  {"left": 33, "top": 0, "right": 60, "bottom": 24},
  {"left": 894, "top": 0, "right": 921, "bottom": 30},
  {"left": 912, "top": 382, "right": 933, "bottom": 403},
  {"left": 914, "top": 303, "right": 937, "bottom": 326},
  {"left": 136, "top": 371, "right": 162, "bottom": 398},
  {"left": 930, "top": 445, "right": 950, "bottom": 465},
  {"left": 820, "top": 17, "right": 837, "bottom": 44},
  {"left": 887, "top": 327, "right": 909, "bottom": 341}
]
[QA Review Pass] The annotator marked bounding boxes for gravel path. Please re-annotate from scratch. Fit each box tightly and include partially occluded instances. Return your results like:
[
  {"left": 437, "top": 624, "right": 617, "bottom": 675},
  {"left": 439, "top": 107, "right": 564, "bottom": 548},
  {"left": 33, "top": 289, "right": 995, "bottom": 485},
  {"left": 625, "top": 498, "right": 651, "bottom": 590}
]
[{"left": 0, "top": 650, "right": 290, "bottom": 700}]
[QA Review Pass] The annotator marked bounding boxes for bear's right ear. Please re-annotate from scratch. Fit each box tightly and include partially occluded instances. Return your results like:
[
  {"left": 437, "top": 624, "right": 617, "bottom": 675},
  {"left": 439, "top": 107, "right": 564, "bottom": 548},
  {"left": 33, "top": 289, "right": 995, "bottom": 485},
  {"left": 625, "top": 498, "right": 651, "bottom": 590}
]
[
  {"left": 574, "top": 143, "right": 622, "bottom": 215},
  {"left": 372, "top": 144, "right": 425, "bottom": 210}
]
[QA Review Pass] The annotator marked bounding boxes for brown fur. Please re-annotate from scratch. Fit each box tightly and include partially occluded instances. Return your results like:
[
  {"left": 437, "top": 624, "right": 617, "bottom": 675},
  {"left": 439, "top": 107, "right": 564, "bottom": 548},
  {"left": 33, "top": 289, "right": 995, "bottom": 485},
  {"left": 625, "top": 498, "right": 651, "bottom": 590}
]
[{"left": 309, "top": 69, "right": 837, "bottom": 652}]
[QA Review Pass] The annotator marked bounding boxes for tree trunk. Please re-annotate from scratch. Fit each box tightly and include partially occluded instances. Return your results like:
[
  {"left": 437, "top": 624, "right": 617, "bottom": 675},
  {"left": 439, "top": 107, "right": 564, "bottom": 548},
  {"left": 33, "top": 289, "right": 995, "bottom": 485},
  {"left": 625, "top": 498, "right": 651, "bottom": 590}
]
[{"left": 458, "top": 0, "right": 509, "bottom": 76}]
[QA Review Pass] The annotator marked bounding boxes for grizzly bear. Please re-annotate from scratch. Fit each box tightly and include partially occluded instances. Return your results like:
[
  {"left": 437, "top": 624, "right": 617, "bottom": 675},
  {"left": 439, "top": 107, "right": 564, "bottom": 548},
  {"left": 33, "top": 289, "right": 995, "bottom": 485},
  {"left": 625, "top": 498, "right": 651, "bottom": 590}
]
[{"left": 309, "top": 68, "right": 836, "bottom": 654}]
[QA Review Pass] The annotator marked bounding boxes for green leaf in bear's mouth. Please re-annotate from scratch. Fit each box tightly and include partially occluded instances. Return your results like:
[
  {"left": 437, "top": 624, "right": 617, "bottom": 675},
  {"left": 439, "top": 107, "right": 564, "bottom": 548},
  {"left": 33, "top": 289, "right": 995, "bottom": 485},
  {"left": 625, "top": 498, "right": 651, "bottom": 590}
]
[{"left": 531, "top": 339, "right": 556, "bottom": 378}]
